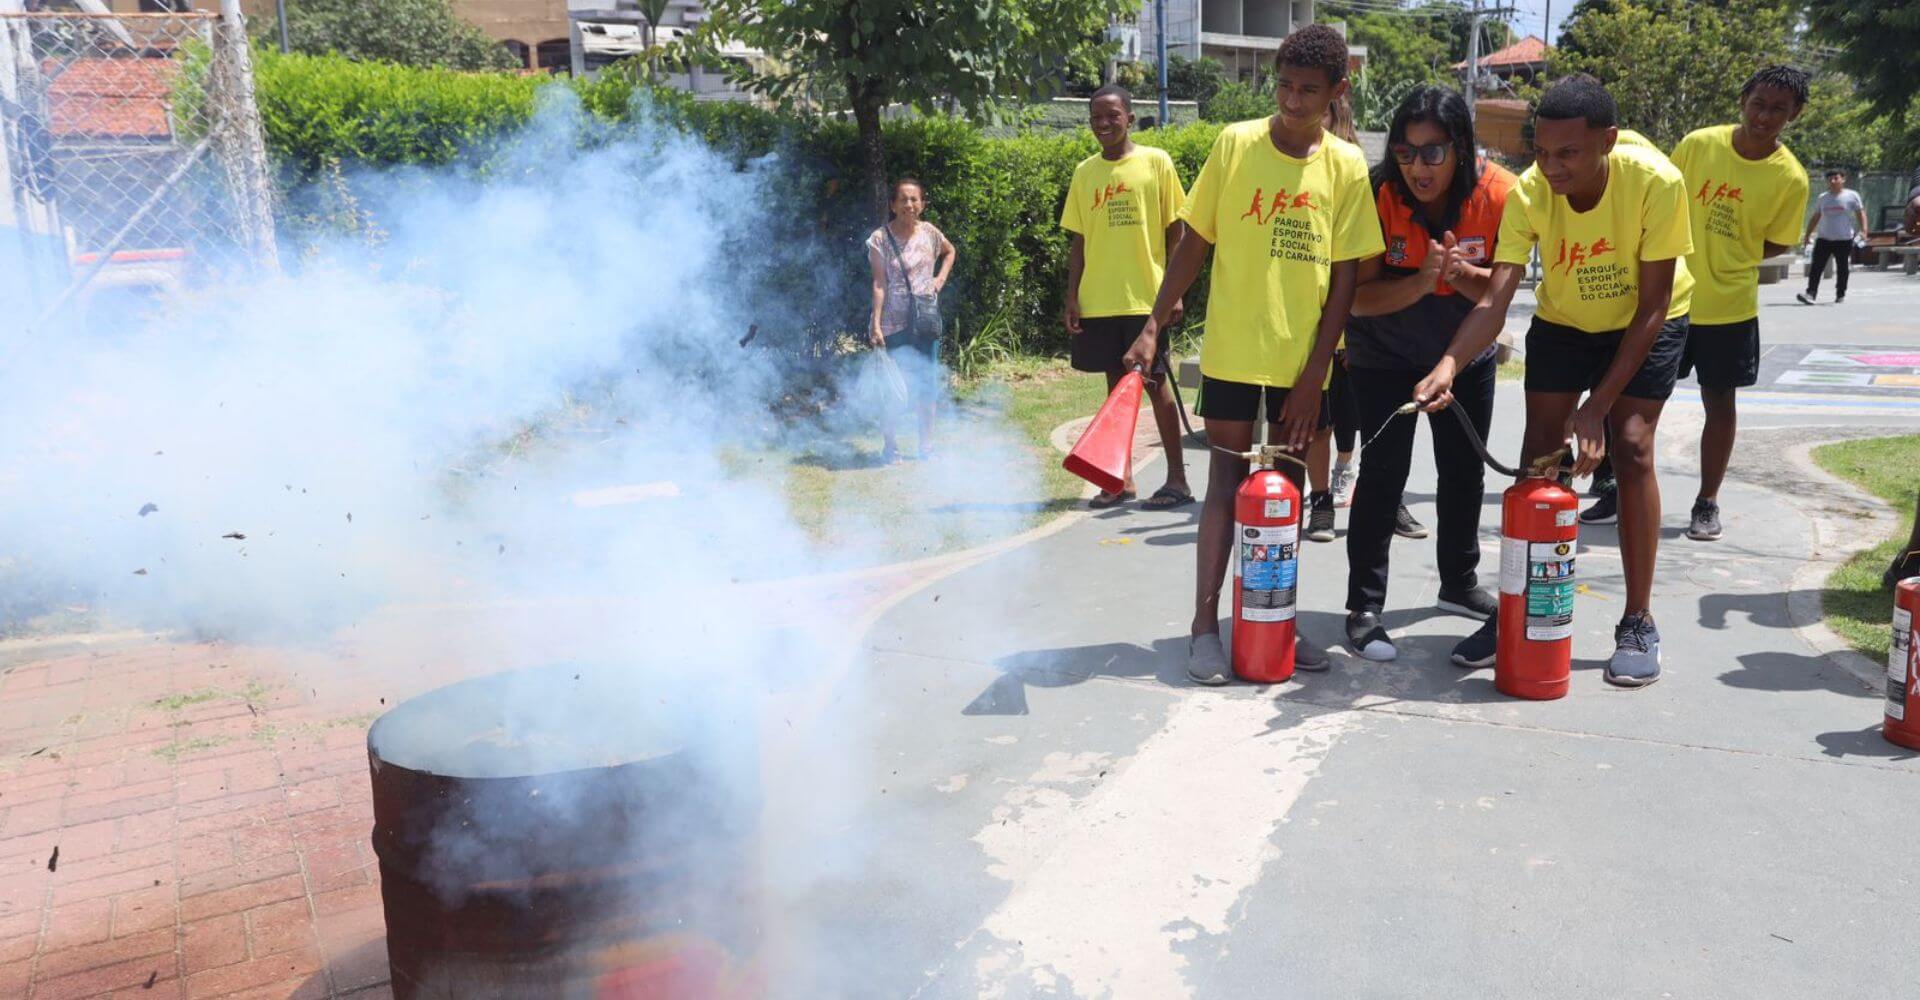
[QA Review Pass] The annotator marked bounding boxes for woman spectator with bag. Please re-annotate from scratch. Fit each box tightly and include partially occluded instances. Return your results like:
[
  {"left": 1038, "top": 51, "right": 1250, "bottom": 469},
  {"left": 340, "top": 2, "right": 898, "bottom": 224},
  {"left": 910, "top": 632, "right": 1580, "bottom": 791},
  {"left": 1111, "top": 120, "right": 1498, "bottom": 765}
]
[{"left": 867, "top": 178, "right": 957, "bottom": 463}]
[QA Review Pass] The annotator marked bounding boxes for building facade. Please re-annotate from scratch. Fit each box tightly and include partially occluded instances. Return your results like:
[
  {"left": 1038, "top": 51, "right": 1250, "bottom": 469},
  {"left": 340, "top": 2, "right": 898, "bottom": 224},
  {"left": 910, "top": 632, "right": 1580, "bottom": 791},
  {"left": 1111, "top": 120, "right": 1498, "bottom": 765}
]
[{"left": 1137, "top": 0, "right": 1325, "bottom": 81}]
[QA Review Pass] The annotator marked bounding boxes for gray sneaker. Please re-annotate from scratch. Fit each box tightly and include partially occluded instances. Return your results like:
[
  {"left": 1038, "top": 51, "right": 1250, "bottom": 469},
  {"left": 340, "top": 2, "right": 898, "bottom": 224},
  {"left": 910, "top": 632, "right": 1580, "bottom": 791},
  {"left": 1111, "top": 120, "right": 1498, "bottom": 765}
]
[
  {"left": 1686, "top": 498, "right": 1722, "bottom": 541},
  {"left": 1188, "top": 632, "right": 1230, "bottom": 686},
  {"left": 1604, "top": 612, "right": 1662, "bottom": 688}
]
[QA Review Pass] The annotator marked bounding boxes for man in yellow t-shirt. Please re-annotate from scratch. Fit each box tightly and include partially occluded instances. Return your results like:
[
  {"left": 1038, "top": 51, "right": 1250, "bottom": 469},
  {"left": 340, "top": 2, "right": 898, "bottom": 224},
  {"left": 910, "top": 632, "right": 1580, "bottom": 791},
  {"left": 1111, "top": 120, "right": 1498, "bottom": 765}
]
[
  {"left": 1128, "top": 24, "right": 1385, "bottom": 684},
  {"left": 1061, "top": 84, "right": 1191, "bottom": 511},
  {"left": 1412, "top": 75, "right": 1691, "bottom": 689},
  {"left": 1667, "top": 66, "right": 1809, "bottom": 544}
]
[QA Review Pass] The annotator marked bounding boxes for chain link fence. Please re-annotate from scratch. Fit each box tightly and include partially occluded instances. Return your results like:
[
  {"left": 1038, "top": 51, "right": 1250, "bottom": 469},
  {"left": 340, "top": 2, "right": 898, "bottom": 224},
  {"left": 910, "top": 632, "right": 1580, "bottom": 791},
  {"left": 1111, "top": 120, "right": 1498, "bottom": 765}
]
[{"left": 0, "top": 1, "right": 276, "bottom": 321}]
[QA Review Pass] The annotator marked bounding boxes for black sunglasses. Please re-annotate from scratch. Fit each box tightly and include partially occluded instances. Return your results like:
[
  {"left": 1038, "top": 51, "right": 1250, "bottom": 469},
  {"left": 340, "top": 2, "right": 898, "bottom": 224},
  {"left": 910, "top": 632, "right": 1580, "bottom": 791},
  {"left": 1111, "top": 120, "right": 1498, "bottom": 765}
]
[{"left": 1391, "top": 142, "right": 1451, "bottom": 166}]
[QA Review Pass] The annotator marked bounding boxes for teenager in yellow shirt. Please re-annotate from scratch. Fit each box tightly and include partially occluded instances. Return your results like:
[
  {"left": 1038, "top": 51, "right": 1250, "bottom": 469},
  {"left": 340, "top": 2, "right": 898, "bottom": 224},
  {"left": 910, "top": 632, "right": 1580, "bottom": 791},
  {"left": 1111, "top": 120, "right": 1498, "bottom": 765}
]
[
  {"left": 1061, "top": 84, "right": 1191, "bottom": 510},
  {"left": 1126, "top": 25, "right": 1385, "bottom": 684},
  {"left": 1665, "top": 66, "right": 1809, "bottom": 543},
  {"left": 1413, "top": 75, "right": 1691, "bottom": 688}
]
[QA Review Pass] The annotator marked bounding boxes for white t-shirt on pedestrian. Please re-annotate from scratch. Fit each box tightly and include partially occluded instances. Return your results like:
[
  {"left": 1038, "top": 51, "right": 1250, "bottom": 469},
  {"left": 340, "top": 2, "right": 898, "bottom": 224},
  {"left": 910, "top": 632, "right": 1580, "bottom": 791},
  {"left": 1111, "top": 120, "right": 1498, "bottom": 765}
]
[{"left": 1813, "top": 189, "right": 1865, "bottom": 241}]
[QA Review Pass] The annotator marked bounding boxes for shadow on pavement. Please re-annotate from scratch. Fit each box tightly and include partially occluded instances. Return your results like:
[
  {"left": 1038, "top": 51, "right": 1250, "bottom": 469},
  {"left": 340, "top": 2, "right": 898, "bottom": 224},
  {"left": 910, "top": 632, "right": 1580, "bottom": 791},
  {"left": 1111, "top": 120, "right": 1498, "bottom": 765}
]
[
  {"left": 1719, "top": 650, "right": 1879, "bottom": 699},
  {"left": 965, "top": 636, "right": 1192, "bottom": 715},
  {"left": 1814, "top": 725, "right": 1920, "bottom": 760}
]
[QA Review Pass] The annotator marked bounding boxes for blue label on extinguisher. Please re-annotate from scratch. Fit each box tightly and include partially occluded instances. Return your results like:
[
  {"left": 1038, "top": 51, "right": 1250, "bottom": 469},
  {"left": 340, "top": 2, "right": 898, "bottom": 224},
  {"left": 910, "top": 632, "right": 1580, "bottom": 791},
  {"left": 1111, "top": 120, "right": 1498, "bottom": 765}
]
[{"left": 1238, "top": 523, "right": 1298, "bottom": 623}]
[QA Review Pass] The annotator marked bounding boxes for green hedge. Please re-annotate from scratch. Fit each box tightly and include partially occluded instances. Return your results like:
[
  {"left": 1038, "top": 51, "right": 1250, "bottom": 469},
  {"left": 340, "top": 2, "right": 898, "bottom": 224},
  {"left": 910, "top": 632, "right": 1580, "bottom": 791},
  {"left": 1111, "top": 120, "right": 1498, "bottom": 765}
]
[{"left": 252, "top": 51, "right": 1226, "bottom": 358}]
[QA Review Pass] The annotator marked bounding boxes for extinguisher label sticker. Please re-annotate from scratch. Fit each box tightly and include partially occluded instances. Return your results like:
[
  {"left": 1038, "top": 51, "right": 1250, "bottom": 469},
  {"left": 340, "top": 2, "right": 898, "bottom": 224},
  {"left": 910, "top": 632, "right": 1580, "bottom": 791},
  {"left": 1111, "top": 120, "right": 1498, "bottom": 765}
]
[
  {"left": 1498, "top": 538, "right": 1527, "bottom": 596},
  {"left": 1891, "top": 607, "right": 1912, "bottom": 721},
  {"left": 1237, "top": 524, "right": 1298, "bottom": 623},
  {"left": 1263, "top": 499, "right": 1292, "bottom": 520},
  {"left": 1555, "top": 509, "right": 1577, "bottom": 527},
  {"left": 1525, "top": 541, "right": 1577, "bottom": 641}
]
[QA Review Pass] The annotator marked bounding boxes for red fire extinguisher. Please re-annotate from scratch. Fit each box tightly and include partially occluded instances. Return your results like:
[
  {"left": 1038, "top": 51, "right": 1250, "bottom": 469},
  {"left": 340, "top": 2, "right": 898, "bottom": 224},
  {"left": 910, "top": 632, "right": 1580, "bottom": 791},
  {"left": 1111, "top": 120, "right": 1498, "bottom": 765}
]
[
  {"left": 1232, "top": 447, "right": 1303, "bottom": 684},
  {"left": 1886, "top": 577, "right": 1920, "bottom": 750},
  {"left": 1494, "top": 471, "right": 1580, "bottom": 700}
]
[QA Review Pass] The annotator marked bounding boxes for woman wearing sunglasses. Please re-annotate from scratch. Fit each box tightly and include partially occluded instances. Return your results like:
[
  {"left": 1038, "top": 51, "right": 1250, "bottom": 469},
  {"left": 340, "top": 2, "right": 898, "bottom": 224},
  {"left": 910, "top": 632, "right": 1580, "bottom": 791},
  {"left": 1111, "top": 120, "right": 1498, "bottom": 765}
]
[{"left": 1340, "top": 86, "right": 1517, "bottom": 661}]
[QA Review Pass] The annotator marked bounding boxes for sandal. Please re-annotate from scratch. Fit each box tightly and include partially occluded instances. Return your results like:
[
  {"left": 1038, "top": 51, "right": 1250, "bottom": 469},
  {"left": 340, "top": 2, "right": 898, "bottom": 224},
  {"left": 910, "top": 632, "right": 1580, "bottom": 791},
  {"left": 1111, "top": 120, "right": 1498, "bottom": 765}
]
[
  {"left": 1141, "top": 485, "right": 1195, "bottom": 510},
  {"left": 1088, "top": 489, "right": 1136, "bottom": 509}
]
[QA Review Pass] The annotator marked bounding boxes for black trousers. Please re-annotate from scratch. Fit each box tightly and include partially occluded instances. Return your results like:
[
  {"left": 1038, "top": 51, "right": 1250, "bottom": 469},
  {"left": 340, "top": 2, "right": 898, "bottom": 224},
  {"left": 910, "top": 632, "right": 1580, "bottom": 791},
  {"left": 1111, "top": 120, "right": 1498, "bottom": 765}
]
[
  {"left": 1329, "top": 361, "right": 1360, "bottom": 453},
  {"left": 1807, "top": 238, "right": 1852, "bottom": 298},
  {"left": 1345, "top": 358, "right": 1497, "bottom": 613}
]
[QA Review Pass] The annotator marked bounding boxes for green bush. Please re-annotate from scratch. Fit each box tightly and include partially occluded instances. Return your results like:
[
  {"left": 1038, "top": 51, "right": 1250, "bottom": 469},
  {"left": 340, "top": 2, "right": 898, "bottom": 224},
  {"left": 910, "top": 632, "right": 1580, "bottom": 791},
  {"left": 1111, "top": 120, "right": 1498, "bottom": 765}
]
[
  {"left": 251, "top": 50, "right": 1225, "bottom": 358},
  {"left": 1204, "top": 80, "right": 1275, "bottom": 123}
]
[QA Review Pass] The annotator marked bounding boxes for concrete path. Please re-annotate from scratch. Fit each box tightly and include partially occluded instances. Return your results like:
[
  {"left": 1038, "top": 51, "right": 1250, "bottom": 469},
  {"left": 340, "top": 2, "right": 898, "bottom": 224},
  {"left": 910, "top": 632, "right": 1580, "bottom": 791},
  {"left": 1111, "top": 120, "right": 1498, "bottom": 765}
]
[{"left": 794, "top": 271, "right": 1920, "bottom": 999}]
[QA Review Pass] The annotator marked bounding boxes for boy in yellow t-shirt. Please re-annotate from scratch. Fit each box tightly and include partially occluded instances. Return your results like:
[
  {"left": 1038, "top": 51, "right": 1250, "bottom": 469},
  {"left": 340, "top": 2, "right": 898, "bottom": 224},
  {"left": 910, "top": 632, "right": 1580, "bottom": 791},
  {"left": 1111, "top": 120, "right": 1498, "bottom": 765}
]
[
  {"left": 1061, "top": 84, "right": 1191, "bottom": 511},
  {"left": 1667, "top": 66, "right": 1809, "bottom": 543},
  {"left": 1129, "top": 24, "right": 1385, "bottom": 684},
  {"left": 1412, "top": 75, "right": 1691, "bottom": 689}
]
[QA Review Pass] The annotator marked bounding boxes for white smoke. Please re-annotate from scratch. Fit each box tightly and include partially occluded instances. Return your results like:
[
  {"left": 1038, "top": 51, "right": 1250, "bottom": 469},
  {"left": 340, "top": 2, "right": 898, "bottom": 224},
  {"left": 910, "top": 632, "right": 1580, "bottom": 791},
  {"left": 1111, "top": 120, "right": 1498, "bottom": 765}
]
[{"left": 1, "top": 89, "right": 1045, "bottom": 995}]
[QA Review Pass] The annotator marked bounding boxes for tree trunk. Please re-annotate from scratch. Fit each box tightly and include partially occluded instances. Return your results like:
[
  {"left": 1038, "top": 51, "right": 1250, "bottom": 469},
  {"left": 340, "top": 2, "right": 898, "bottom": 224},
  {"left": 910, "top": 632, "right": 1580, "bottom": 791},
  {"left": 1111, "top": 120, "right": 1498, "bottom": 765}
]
[{"left": 849, "top": 74, "right": 888, "bottom": 225}]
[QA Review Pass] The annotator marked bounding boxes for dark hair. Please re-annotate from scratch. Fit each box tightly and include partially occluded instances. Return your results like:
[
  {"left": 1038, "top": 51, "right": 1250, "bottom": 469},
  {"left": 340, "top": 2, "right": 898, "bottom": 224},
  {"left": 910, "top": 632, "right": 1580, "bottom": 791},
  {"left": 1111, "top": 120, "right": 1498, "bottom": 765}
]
[
  {"left": 1091, "top": 84, "right": 1133, "bottom": 112},
  {"left": 1535, "top": 74, "right": 1617, "bottom": 130},
  {"left": 1369, "top": 86, "right": 1481, "bottom": 235},
  {"left": 1275, "top": 24, "right": 1348, "bottom": 86},
  {"left": 1825, "top": 168, "right": 1846, "bottom": 180},
  {"left": 1740, "top": 64, "right": 1809, "bottom": 109},
  {"left": 887, "top": 177, "right": 925, "bottom": 220}
]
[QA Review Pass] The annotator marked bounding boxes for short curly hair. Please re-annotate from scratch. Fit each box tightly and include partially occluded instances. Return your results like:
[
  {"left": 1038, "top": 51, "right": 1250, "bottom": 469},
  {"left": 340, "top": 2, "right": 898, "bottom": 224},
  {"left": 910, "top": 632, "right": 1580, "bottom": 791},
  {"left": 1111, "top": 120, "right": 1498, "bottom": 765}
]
[
  {"left": 1275, "top": 24, "right": 1349, "bottom": 86},
  {"left": 1740, "top": 65, "right": 1809, "bottom": 110}
]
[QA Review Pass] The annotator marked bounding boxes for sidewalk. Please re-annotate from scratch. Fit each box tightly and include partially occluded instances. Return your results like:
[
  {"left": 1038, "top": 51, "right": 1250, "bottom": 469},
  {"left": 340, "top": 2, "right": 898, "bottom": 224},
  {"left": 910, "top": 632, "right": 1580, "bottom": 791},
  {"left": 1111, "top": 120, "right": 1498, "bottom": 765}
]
[{"left": 795, "top": 390, "right": 1920, "bottom": 998}]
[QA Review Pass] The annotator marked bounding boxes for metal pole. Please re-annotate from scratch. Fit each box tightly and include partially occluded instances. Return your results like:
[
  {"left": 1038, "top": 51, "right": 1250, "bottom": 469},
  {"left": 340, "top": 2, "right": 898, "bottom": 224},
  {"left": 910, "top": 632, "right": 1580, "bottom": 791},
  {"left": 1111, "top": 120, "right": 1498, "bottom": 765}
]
[
  {"left": 276, "top": 0, "right": 289, "bottom": 54},
  {"left": 1156, "top": 0, "right": 1168, "bottom": 126},
  {"left": 1543, "top": 0, "right": 1551, "bottom": 48},
  {"left": 1466, "top": 0, "right": 1480, "bottom": 125}
]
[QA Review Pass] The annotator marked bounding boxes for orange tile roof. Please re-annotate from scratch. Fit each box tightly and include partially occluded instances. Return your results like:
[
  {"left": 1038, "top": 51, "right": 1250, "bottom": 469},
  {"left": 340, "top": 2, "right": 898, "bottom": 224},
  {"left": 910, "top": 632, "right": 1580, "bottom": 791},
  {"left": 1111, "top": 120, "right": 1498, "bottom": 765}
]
[
  {"left": 1457, "top": 35, "right": 1548, "bottom": 70},
  {"left": 45, "top": 57, "right": 179, "bottom": 140}
]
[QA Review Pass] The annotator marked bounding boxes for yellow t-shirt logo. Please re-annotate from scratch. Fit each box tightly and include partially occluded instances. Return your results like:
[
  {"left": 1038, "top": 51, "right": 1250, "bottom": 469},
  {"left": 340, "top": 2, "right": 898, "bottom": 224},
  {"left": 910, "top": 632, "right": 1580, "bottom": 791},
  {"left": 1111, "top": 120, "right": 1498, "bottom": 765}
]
[
  {"left": 1550, "top": 237, "right": 1617, "bottom": 273},
  {"left": 1091, "top": 180, "right": 1134, "bottom": 211},
  {"left": 1237, "top": 187, "right": 1321, "bottom": 225}
]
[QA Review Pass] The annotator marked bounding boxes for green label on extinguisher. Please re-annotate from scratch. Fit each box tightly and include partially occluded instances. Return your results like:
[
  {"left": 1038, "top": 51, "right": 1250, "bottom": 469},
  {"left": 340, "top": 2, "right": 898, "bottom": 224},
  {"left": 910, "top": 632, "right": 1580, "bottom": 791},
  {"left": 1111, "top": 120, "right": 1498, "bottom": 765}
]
[{"left": 1525, "top": 541, "right": 1576, "bottom": 641}]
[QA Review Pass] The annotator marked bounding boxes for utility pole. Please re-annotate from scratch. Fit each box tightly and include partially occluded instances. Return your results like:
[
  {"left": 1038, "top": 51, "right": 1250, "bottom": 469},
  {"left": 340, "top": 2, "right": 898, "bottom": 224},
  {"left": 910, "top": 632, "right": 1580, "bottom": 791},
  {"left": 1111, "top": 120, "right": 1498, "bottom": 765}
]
[
  {"left": 1466, "top": 0, "right": 1480, "bottom": 124},
  {"left": 1156, "top": 0, "right": 1168, "bottom": 127},
  {"left": 276, "top": 0, "right": 289, "bottom": 54}
]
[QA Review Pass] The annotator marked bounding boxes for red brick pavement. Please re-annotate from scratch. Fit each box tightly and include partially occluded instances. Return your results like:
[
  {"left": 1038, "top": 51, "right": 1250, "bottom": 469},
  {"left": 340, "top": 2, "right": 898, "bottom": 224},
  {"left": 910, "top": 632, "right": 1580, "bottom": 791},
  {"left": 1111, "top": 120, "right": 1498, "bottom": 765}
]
[{"left": 0, "top": 565, "right": 921, "bottom": 999}]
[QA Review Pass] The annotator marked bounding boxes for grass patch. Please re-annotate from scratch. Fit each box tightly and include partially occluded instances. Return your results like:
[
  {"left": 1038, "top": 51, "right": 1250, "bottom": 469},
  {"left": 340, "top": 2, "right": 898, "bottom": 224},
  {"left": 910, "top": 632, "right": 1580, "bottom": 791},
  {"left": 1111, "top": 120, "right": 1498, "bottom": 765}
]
[
  {"left": 152, "top": 735, "right": 233, "bottom": 761},
  {"left": 252, "top": 712, "right": 380, "bottom": 745},
  {"left": 152, "top": 690, "right": 223, "bottom": 711},
  {"left": 725, "top": 357, "right": 1114, "bottom": 562},
  {"left": 1498, "top": 358, "right": 1525, "bottom": 382},
  {"left": 1813, "top": 434, "right": 1920, "bottom": 663}
]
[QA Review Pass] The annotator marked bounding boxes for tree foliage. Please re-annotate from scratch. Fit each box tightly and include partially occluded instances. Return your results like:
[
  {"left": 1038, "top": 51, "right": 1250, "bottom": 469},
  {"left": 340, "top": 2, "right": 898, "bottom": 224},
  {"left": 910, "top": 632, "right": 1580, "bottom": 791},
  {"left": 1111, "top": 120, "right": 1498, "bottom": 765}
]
[
  {"left": 696, "top": 0, "right": 1135, "bottom": 221},
  {"left": 1806, "top": 1, "right": 1920, "bottom": 120},
  {"left": 1549, "top": 0, "right": 1794, "bottom": 150},
  {"left": 281, "top": 0, "right": 517, "bottom": 72}
]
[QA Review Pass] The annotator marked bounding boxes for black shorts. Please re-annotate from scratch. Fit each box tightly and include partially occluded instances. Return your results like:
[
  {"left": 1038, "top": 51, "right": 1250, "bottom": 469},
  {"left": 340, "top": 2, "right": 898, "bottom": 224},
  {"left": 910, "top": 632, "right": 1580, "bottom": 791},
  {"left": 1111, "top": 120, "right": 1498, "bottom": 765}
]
[
  {"left": 1194, "top": 375, "right": 1333, "bottom": 427},
  {"left": 1524, "top": 315, "right": 1690, "bottom": 402},
  {"left": 1070, "top": 314, "right": 1170, "bottom": 375},
  {"left": 1678, "top": 318, "right": 1760, "bottom": 389}
]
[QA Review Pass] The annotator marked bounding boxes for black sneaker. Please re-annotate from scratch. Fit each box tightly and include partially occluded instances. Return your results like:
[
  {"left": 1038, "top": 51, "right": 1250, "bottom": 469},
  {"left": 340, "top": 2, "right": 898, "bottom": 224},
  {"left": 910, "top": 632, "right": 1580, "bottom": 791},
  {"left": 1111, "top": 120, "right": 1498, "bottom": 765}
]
[
  {"left": 1393, "top": 504, "right": 1427, "bottom": 539},
  {"left": 1450, "top": 618, "right": 1497, "bottom": 668},
  {"left": 1686, "top": 498, "right": 1722, "bottom": 541},
  {"left": 1306, "top": 491, "right": 1336, "bottom": 542},
  {"left": 1345, "top": 611, "right": 1396, "bottom": 662},
  {"left": 1437, "top": 586, "right": 1497, "bottom": 621},
  {"left": 1796, "top": 291, "right": 1815, "bottom": 305},
  {"left": 1588, "top": 475, "right": 1615, "bottom": 499},
  {"left": 1836, "top": 292, "right": 1846, "bottom": 303},
  {"left": 1579, "top": 487, "right": 1618, "bottom": 525}
]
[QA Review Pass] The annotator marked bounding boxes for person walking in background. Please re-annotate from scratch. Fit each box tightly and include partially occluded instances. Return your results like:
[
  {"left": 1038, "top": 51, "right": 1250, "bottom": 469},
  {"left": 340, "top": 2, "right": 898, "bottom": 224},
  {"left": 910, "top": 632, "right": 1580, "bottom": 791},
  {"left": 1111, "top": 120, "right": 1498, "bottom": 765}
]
[
  {"left": 867, "top": 178, "right": 956, "bottom": 463},
  {"left": 1062, "top": 84, "right": 1193, "bottom": 510},
  {"left": 1670, "top": 66, "right": 1810, "bottom": 543},
  {"left": 1798, "top": 168, "right": 1867, "bottom": 305},
  {"left": 1342, "top": 85, "right": 1515, "bottom": 661},
  {"left": 1125, "top": 25, "right": 1384, "bottom": 684},
  {"left": 1414, "top": 75, "right": 1694, "bottom": 688}
]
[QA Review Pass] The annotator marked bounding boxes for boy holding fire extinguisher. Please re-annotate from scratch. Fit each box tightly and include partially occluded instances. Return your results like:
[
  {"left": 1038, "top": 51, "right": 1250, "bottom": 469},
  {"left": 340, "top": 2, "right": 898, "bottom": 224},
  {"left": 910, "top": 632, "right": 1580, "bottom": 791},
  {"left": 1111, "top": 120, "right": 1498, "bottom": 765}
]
[
  {"left": 1124, "top": 24, "right": 1385, "bottom": 685},
  {"left": 1413, "top": 75, "right": 1693, "bottom": 688}
]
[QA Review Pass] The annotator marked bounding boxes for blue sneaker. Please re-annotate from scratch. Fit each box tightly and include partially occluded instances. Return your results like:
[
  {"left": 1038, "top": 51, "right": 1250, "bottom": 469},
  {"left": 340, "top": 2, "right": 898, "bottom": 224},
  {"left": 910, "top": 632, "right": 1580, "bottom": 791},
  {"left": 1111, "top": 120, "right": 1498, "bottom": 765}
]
[
  {"left": 1605, "top": 612, "right": 1662, "bottom": 687},
  {"left": 1450, "top": 618, "right": 1497, "bottom": 668}
]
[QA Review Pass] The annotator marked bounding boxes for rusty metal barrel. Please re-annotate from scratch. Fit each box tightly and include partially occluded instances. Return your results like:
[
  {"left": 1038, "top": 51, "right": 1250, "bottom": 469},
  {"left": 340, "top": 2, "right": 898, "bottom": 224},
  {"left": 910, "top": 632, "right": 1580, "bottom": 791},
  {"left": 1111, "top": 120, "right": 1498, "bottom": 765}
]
[{"left": 367, "top": 664, "right": 763, "bottom": 999}]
